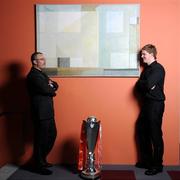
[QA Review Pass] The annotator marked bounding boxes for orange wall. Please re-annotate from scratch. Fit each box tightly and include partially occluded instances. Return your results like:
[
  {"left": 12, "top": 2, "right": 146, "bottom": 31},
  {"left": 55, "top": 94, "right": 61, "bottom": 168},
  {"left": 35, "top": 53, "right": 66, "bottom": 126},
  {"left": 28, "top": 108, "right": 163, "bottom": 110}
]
[{"left": 0, "top": 0, "right": 180, "bottom": 166}]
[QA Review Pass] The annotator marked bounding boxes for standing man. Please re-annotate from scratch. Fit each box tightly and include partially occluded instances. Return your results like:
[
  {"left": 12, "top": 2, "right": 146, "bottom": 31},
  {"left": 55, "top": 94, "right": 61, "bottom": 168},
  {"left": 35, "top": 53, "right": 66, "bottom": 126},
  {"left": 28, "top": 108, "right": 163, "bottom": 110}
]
[
  {"left": 27, "top": 52, "right": 58, "bottom": 175},
  {"left": 135, "top": 44, "right": 165, "bottom": 175}
]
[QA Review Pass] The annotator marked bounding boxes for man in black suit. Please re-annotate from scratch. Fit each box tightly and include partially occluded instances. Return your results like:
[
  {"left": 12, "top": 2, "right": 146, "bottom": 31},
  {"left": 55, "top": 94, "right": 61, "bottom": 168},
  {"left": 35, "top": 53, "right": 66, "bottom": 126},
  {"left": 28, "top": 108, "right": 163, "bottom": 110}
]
[{"left": 27, "top": 52, "right": 58, "bottom": 175}]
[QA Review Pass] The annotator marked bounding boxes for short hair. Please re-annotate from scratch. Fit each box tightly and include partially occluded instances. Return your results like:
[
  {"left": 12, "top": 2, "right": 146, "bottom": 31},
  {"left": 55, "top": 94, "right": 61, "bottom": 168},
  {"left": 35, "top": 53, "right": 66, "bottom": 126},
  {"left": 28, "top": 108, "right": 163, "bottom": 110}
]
[
  {"left": 141, "top": 44, "right": 157, "bottom": 59},
  {"left": 31, "top": 52, "right": 43, "bottom": 64}
]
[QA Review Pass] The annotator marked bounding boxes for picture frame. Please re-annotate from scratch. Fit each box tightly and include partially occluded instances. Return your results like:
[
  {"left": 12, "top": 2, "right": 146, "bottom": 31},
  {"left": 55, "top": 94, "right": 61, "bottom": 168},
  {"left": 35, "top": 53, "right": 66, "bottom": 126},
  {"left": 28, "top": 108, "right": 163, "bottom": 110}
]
[{"left": 36, "top": 4, "right": 140, "bottom": 77}]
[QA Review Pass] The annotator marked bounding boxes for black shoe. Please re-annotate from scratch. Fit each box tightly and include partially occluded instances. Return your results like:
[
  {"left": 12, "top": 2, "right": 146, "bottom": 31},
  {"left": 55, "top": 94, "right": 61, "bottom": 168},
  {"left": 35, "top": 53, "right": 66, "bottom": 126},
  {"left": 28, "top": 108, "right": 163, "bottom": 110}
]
[
  {"left": 135, "top": 162, "right": 151, "bottom": 169},
  {"left": 35, "top": 167, "right": 53, "bottom": 175},
  {"left": 145, "top": 167, "right": 163, "bottom": 176},
  {"left": 43, "top": 162, "right": 53, "bottom": 168}
]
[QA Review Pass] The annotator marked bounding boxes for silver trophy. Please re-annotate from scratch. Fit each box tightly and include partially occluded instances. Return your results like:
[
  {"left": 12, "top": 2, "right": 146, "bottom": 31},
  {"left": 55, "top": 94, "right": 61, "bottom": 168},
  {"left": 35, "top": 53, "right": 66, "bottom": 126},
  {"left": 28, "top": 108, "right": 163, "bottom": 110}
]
[{"left": 81, "top": 116, "right": 101, "bottom": 179}]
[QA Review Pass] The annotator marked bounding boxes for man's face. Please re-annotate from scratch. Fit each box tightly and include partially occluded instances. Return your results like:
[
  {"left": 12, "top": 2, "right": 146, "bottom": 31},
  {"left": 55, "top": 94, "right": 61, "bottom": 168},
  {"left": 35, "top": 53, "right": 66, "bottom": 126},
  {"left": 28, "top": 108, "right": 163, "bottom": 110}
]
[
  {"left": 141, "top": 50, "right": 154, "bottom": 64},
  {"left": 33, "top": 54, "right": 46, "bottom": 69}
]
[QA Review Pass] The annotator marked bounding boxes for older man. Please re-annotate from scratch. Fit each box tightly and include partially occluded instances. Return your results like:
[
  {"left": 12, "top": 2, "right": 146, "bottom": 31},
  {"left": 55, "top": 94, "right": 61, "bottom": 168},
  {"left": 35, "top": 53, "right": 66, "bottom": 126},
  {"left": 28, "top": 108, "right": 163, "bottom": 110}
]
[{"left": 27, "top": 52, "right": 58, "bottom": 175}]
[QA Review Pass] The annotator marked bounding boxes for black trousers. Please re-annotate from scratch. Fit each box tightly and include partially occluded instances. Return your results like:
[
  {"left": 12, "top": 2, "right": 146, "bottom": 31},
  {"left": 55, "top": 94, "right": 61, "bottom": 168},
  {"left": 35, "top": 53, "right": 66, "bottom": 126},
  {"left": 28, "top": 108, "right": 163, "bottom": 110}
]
[
  {"left": 136, "top": 100, "right": 165, "bottom": 167},
  {"left": 33, "top": 118, "right": 57, "bottom": 166}
]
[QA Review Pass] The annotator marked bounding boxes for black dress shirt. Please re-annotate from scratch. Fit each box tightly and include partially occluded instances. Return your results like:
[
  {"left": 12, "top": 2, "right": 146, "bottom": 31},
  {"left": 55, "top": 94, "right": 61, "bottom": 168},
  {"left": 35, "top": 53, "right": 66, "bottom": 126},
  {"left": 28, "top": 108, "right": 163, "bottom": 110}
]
[{"left": 137, "top": 61, "right": 165, "bottom": 101}]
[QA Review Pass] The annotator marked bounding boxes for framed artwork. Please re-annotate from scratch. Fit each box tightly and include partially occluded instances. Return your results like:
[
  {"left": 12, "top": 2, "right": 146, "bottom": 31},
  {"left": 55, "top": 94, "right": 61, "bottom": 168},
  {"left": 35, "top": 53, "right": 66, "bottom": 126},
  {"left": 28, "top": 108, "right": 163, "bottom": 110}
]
[{"left": 36, "top": 4, "right": 140, "bottom": 77}]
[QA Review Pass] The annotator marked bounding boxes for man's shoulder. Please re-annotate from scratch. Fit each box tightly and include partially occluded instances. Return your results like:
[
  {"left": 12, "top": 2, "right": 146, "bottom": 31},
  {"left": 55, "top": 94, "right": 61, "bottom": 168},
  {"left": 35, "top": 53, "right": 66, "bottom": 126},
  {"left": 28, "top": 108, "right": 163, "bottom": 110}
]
[
  {"left": 27, "top": 68, "right": 42, "bottom": 77},
  {"left": 27, "top": 69, "right": 39, "bottom": 83},
  {"left": 154, "top": 62, "right": 165, "bottom": 71},
  {"left": 153, "top": 63, "right": 165, "bottom": 77}
]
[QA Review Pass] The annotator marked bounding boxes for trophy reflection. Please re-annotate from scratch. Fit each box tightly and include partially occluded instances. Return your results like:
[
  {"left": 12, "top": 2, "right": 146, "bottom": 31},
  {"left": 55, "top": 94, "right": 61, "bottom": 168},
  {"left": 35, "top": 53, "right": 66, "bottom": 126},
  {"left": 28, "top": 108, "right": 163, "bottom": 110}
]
[{"left": 78, "top": 116, "right": 101, "bottom": 179}]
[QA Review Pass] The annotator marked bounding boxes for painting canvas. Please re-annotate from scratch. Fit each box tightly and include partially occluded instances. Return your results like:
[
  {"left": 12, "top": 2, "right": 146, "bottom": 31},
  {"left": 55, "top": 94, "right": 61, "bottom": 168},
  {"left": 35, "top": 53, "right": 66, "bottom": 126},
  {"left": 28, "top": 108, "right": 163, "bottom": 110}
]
[{"left": 36, "top": 4, "right": 140, "bottom": 76}]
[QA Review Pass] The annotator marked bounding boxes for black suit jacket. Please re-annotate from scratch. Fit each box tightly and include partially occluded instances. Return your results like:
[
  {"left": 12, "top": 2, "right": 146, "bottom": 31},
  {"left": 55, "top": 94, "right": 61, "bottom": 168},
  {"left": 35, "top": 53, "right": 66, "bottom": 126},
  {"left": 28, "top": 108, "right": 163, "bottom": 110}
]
[{"left": 26, "top": 67, "right": 58, "bottom": 120}]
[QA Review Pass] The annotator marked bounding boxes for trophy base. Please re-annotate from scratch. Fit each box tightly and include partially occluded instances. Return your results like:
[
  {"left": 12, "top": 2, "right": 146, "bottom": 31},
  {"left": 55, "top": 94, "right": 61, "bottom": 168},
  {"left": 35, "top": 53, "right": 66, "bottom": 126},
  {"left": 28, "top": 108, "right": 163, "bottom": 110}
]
[{"left": 80, "top": 170, "right": 101, "bottom": 179}]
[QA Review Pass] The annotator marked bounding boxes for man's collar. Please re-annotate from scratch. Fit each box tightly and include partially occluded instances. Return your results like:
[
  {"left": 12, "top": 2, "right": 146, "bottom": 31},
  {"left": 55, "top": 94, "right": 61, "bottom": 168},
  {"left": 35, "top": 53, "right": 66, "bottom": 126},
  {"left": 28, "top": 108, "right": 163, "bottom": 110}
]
[
  {"left": 32, "top": 67, "right": 42, "bottom": 72},
  {"left": 148, "top": 60, "right": 157, "bottom": 67}
]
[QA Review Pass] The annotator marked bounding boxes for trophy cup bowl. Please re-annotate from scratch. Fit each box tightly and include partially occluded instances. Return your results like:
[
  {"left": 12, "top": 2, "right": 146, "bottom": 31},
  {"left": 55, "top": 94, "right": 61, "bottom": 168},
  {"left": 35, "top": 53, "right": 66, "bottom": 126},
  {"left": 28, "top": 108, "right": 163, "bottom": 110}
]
[{"left": 81, "top": 116, "right": 101, "bottom": 179}]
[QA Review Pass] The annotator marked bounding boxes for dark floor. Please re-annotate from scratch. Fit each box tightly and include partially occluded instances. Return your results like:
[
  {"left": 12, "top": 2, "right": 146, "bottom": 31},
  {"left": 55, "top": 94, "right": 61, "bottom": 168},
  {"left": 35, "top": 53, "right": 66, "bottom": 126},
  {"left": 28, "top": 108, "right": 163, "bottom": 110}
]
[{"left": 0, "top": 164, "right": 180, "bottom": 180}]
